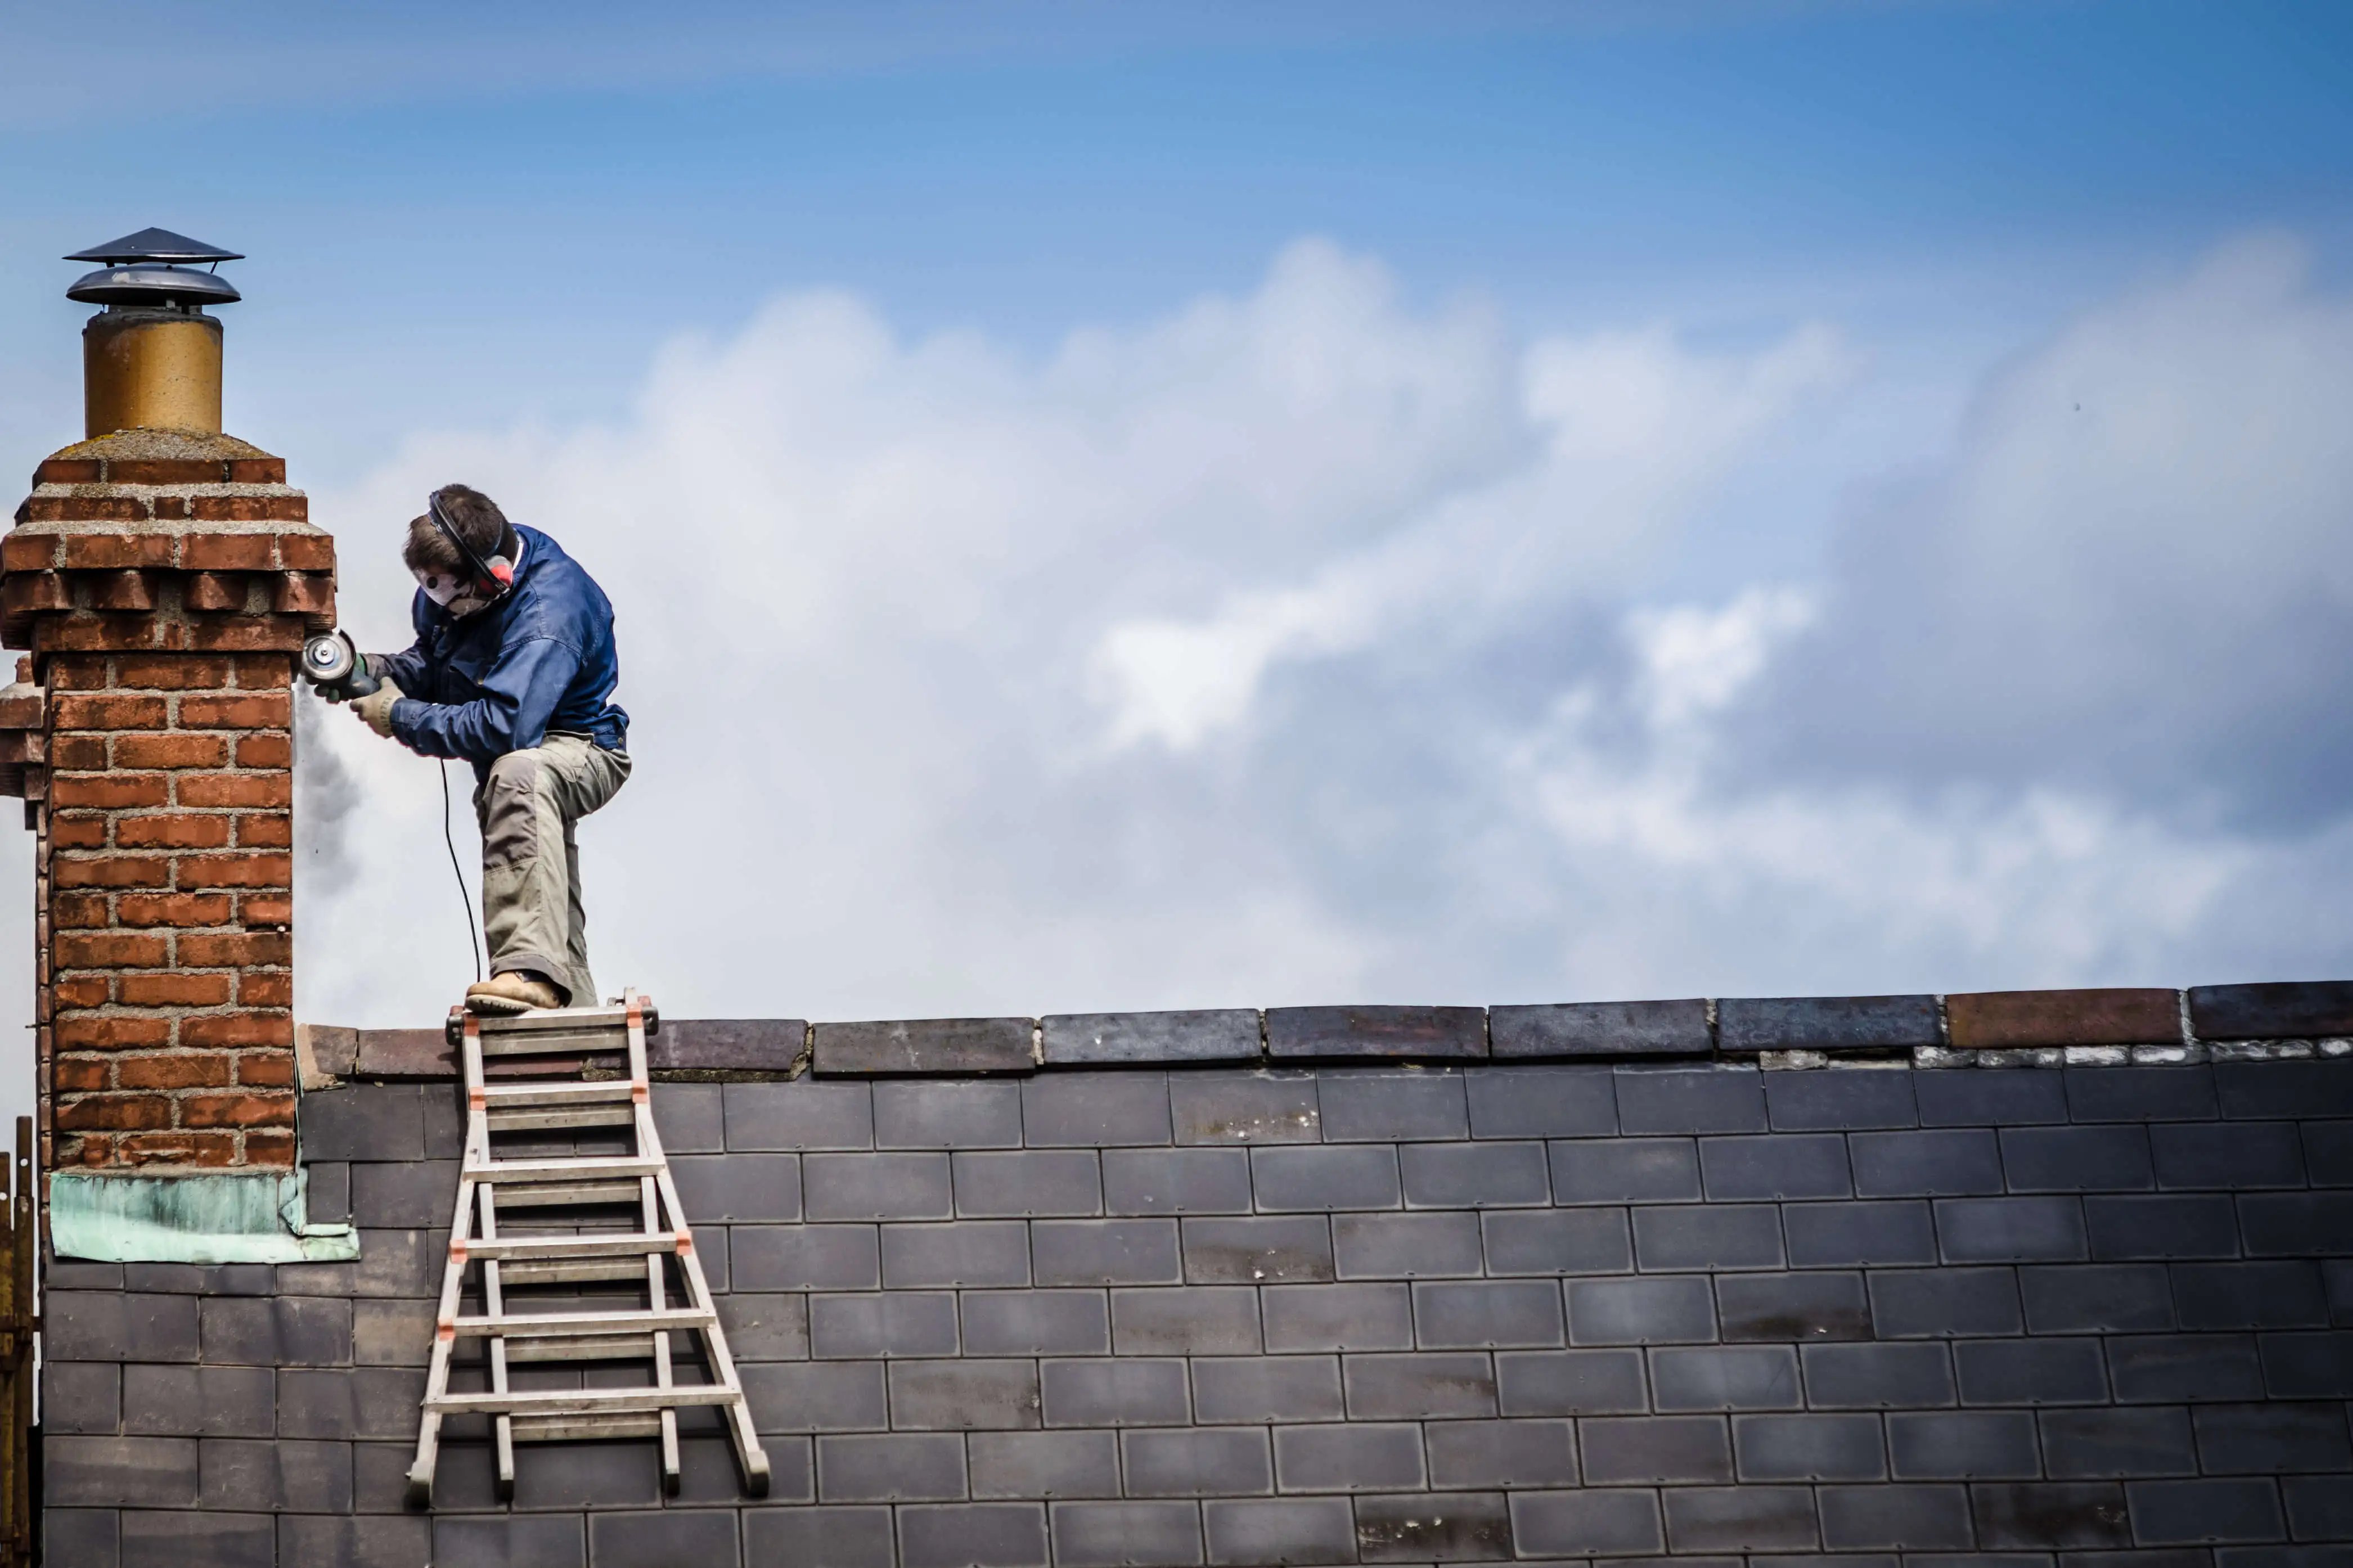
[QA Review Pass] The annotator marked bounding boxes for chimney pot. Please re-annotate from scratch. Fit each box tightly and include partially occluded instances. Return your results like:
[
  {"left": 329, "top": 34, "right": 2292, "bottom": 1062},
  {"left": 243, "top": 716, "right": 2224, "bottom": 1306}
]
[{"left": 65, "top": 227, "right": 243, "bottom": 439}]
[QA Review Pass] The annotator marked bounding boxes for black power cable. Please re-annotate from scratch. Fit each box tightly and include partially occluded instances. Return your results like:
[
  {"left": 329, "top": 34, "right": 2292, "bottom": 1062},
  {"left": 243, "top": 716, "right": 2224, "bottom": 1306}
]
[{"left": 439, "top": 759, "right": 483, "bottom": 983}]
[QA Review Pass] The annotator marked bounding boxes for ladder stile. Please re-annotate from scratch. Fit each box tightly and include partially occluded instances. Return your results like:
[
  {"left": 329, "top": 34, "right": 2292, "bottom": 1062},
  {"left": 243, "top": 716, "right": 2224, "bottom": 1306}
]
[
  {"left": 626, "top": 998, "right": 683, "bottom": 1494},
  {"left": 406, "top": 989, "right": 767, "bottom": 1506},
  {"left": 480, "top": 1181, "right": 516, "bottom": 1499}
]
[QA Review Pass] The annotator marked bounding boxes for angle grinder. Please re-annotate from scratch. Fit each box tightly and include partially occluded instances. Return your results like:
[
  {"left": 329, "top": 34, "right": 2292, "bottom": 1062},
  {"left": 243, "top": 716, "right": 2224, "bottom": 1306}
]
[{"left": 298, "top": 629, "right": 380, "bottom": 702}]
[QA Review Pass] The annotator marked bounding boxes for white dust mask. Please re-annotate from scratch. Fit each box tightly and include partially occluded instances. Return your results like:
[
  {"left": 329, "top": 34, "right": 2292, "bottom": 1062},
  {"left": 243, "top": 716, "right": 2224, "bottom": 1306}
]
[{"left": 414, "top": 567, "right": 491, "bottom": 617}]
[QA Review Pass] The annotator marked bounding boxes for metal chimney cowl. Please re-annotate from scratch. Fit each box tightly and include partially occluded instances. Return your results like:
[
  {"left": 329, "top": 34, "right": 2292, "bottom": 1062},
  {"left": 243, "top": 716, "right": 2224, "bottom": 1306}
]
[{"left": 64, "top": 227, "right": 246, "bottom": 440}]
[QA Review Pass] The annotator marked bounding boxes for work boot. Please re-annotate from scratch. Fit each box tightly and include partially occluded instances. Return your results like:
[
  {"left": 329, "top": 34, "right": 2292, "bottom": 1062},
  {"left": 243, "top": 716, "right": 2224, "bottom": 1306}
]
[{"left": 465, "top": 970, "right": 565, "bottom": 1016}]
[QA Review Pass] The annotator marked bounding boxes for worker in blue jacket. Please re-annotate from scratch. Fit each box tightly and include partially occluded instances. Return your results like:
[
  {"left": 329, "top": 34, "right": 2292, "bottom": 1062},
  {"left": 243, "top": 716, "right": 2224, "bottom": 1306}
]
[{"left": 349, "top": 485, "right": 631, "bottom": 1015}]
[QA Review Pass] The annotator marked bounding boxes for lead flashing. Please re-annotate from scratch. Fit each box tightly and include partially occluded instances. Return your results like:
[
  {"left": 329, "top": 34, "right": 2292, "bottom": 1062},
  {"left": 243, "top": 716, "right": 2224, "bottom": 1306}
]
[{"left": 49, "top": 1169, "right": 357, "bottom": 1264}]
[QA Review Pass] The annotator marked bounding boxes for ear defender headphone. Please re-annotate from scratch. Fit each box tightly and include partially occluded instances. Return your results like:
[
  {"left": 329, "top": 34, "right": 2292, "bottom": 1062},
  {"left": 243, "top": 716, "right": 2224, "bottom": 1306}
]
[{"left": 426, "top": 487, "right": 517, "bottom": 604}]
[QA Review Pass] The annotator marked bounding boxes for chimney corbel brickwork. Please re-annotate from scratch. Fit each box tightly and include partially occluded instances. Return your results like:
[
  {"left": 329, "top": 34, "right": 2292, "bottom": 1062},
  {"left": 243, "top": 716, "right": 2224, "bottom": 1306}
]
[{"left": 1, "top": 435, "right": 335, "bottom": 1170}]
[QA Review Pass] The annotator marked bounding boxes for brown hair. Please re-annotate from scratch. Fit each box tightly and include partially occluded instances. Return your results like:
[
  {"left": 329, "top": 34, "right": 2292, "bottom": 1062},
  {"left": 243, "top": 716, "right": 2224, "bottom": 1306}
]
[{"left": 402, "top": 484, "right": 514, "bottom": 574}]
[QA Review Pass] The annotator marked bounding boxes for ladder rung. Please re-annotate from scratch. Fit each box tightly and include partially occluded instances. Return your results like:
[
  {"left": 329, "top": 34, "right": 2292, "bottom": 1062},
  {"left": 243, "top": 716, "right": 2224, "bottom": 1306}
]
[
  {"left": 429, "top": 1385, "right": 737, "bottom": 1417},
  {"left": 500, "top": 1259, "right": 662, "bottom": 1286},
  {"left": 479, "top": 1080, "right": 638, "bottom": 1106},
  {"left": 448, "top": 1306, "right": 714, "bottom": 1340},
  {"left": 507, "top": 1333, "right": 662, "bottom": 1361},
  {"left": 487, "top": 1105, "right": 636, "bottom": 1132},
  {"left": 465, "top": 1232, "right": 680, "bottom": 1262},
  {"left": 490, "top": 1182, "right": 643, "bottom": 1208},
  {"left": 465, "top": 1156, "right": 662, "bottom": 1183},
  {"left": 514, "top": 1413, "right": 663, "bottom": 1440},
  {"left": 475, "top": 1004, "right": 633, "bottom": 1034},
  {"left": 483, "top": 1031, "right": 629, "bottom": 1056}
]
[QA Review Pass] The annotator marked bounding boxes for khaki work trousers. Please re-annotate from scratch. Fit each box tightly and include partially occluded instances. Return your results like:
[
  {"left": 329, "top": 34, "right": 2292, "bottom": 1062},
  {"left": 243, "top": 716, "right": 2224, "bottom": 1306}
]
[{"left": 473, "top": 733, "right": 632, "bottom": 1006}]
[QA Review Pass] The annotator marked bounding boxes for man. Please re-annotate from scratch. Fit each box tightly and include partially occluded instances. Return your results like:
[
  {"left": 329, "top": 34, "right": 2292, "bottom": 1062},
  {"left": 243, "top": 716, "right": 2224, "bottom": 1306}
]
[{"left": 347, "top": 485, "right": 631, "bottom": 1015}]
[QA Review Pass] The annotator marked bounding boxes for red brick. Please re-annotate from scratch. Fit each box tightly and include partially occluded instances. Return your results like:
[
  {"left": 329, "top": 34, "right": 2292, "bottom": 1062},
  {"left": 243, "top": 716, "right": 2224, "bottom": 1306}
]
[
  {"left": 179, "top": 530, "right": 276, "bottom": 568},
  {"left": 237, "top": 894, "right": 291, "bottom": 929},
  {"left": 176, "top": 773, "right": 291, "bottom": 810},
  {"left": 53, "top": 692, "right": 167, "bottom": 729},
  {"left": 174, "top": 851, "right": 291, "bottom": 889},
  {"left": 1, "top": 571, "right": 72, "bottom": 614},
  {"left": 180, "top": 1012, "right": 292, "bottom": 1049},
  {"left": 56, "top": 931, "right": 168, "bottom": 967},
  {"left": 114, "top": 733, "right": 230, "bottom": 771},
  {"left": 114, "top": 655, "right": 232, "bottom": 690},
  {"left": 52, "top": 976, "right": 112, "bottom": 1009},
  {"left": 49, "top": 773, "right": 168, "bottom": 809},
  {"left": 24, "top": 494, "right": 141, "bottom": 523},
  {"left": 186, "top": 618, "right": 304, "bottom": 653},
  {"left": 231, "top": 655, "right": 291, "bottom": 689},
  {"left": 45, "top": 657, "right": 112, "bottom": 691},
  {"left": 240, "top": 1130, "right": 294, "bottom": 1166},
  {"left": 59, "top": 1135, "right": 113, "bottom": 1168},
  {"left": 54, "top": 1015, "right": 172, "bottom": 1050},
  {"left": 236, "top": 971, "right": 293, "bottom": 1008},
  {"left": 53, "top": 1058, "right": 109, "bottom": 1092},
  {"left": 33, "top": 458, "right": 102, "bottom": 485},
  {"left": 119, "top": 972, "right": 233, "bottom": 1007},
  {"left": 178, "top": 692, "right": 288, "bottom": 728},
  {"left": 0, "top": 533, "right": 59, "bottom": 571},
  {"left": 232, "top": 813, "right": 291, "bottom": 849},
  {"left": 107, "top": 458, "right": 225, "bottom": 485},
  {"left": 118, "top": 1131, "right": 238, "bottom": 1168},
  {"left": 53, "top": 854, "right": 169, "bottom": 889},
  {"left": 116, "top": 812, "right": 232, "bottom": 849},
  {"left": 115, "top": 891, "right": 232, "bottom": 927},
  {"left": 232, "top": 731, "right": 290, "bottom": 768},
  {"left": 146, "top": 494, "right": 190, "bottom": 521},
  {"left": 49, "top": 737, "right": 107, "bottom": 772},
  {"left": 51, "top": 810, "right": 109, "bottom": 846},
  {"left": 272, "top": 573, "right": 335, "bottom": 616},
  {"left": 56, "top": 1095, "right": 171, "bottom": 1131},
  {"left": 233, "top": 1049, "right": 294, "bottom": 1086},
  {"left": 182, "top": 1091, "right": 295, "bottom": 1128},
  {"left": 183, "top": 572, "right": 248, "bottom": 612},
  {"left": 37, "top": 617, "right": 174, "bottom": 655},
  {"left": 116, "top": 1055, "right": 232, "bottom": 1089},
  {"left": 52, "top": 891, "right": 110, "bottom": 929},
  {"left": 58, "top": 533, "right": 172, "bottom": 571},
  {"left": 91, "top": 569, "right": 156, "bottom": 612},
  {"left": 1946, "top": 988, "right": 2182, "bottom": 1048},
  {"left": 278, "top": 532, "right": 334, "bottom": 570},
  {"left": 178, "top": 931, "right": 287, "bottom": 966},
  {"left": 226, "top": 458, "right": 286, "bottom": 484}
]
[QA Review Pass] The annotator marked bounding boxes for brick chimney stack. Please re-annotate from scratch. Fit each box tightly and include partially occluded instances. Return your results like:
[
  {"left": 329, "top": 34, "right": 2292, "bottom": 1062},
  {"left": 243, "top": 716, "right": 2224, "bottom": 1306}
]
[{"left": 0, "top": 229, "right": 335, "bottom": 1173}]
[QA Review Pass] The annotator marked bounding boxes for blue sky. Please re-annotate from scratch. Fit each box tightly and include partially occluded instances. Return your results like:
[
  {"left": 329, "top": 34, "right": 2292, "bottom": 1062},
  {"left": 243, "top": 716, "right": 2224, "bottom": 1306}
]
[
  {"left": 7, "top": 2, "right": 2348, "bottom": 474},
  {"left": 2, "top": 1, "right": 2351, "bottom": 1046}
]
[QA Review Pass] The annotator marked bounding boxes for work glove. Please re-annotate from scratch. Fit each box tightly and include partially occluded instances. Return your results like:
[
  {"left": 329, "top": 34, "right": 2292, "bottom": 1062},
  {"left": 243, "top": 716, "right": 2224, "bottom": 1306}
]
[{"left": 351, "top": 681, "right": 404, "bottom": 739}]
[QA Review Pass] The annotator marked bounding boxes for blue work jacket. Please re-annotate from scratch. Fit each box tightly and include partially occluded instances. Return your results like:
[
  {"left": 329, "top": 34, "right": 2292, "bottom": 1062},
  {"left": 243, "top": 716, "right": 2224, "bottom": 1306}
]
[{"left": 380, "top": 524, "right": 628, "bottom": 779}]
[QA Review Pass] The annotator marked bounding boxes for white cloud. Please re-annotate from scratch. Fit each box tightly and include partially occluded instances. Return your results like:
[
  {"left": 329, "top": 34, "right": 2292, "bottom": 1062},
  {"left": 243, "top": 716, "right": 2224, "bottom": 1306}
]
[
  {"left": 272, "top": 233, "right": 2353, "bottom": 1036},
  {"left": 1086, "top": 313, "right": 1852, "bottom": 752},
  {"left": 1627, "top": 586, "right": 1816, "bottom": 731},
  {"left": 1748, "top": 234, "right": 2353, "bottom": 828}
]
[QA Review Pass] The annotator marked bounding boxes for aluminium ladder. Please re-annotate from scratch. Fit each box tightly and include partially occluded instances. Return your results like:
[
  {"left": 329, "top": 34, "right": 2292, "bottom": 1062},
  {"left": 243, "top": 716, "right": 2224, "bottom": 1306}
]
[{"left": 407, "top": 990, "right": 768, "bottom": 1504}]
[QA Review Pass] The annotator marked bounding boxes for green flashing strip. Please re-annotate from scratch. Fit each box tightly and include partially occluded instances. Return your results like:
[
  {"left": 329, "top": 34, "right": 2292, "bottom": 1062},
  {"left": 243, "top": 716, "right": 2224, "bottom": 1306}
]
[{"left": 50, "top": 1169, "right": 360, "bottom": 1264}]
